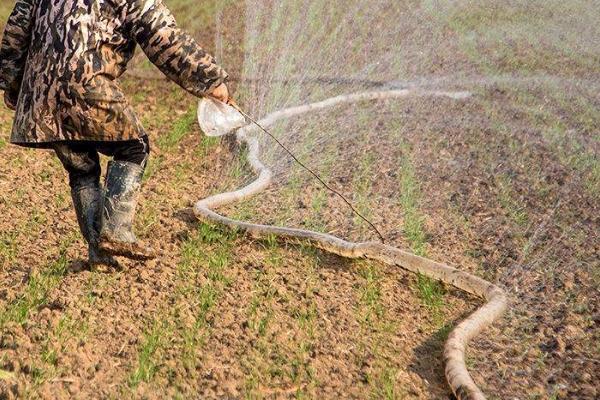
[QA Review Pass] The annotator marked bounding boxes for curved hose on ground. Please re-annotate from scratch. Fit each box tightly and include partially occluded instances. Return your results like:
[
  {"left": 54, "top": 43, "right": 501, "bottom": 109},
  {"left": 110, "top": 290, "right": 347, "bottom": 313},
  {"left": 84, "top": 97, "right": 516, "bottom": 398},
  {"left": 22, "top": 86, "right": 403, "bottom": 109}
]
[{"left": 193, "top": 88, "right": 507, "bottom": 400}]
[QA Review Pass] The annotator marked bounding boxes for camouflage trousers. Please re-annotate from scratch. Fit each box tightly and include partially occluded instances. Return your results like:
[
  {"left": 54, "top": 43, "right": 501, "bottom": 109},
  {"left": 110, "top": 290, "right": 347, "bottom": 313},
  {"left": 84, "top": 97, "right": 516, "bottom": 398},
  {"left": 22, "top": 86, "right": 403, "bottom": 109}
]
[{"left": 53, "top": 137, "right": 149, "bottom": 190}]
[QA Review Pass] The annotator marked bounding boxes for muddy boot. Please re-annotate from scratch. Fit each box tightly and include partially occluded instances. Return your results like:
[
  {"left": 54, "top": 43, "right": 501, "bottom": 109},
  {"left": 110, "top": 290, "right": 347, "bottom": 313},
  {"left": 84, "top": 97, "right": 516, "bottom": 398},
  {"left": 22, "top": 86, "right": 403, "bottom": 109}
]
[
  {"left": 98, "top": 160, "right": 155, "bottom": 260},
  {"left": 71, "top": 185, "right": 118, "bottom": 266}
]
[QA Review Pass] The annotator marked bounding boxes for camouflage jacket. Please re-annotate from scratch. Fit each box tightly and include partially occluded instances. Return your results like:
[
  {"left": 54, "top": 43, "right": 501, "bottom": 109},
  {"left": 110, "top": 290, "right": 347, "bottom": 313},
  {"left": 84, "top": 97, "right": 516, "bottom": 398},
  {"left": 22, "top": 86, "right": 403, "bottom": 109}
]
[{"left": 0, "top": 0, "right": 228, "bottom": 147}]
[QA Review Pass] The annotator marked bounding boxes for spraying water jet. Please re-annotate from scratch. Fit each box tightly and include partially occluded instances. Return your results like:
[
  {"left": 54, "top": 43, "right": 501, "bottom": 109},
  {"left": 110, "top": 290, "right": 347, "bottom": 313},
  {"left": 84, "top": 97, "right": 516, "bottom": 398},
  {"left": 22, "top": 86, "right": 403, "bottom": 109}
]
[
  {"left": 199, "top": 97, "right": 386, "bottom": 242},
  {"left": 196, "top": 88, "right": 507, "bottom": 400}
]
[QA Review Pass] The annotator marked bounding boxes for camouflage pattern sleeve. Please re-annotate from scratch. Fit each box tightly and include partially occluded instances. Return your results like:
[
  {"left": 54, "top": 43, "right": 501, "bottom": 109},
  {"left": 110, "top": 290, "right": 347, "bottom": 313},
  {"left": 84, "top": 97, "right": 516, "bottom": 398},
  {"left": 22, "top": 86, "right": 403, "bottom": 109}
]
[
  {"left": 0, "top": 0, "right": 34, "bottom": 93},
  {"left": 126, "top": 0, "right": 229, "bottom": 97}
]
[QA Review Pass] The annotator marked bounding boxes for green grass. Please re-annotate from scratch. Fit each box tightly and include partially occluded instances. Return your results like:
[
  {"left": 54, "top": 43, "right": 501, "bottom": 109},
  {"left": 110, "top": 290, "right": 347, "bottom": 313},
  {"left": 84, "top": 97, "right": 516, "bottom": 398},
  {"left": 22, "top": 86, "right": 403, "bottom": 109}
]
[
  {"left": 177, "top": 225, "right": 234, "bottom": 370},
  {"left": 229, "top": 145, "right": 251, "bottom": 181},
  {"left": 396, "top": 144, "right": 447, "bottom": 319},
  {"left": 29, "top": 313, "right": 90, "bottom": 388},
  {"left": 195, "top": 221, "right": 238, "bottom": 244},
  {"left": 136, "top": 203, "right": 159, "bottom": 238},
  {"left": 0, "top": 209, "right": 52, "bottom": 268},
  {"left": 195, "top": 135, "right": 220, "bottom": 158},
  {"left": 398, "top": 145, "right": 427, "bottom": 257},
  {"left": 448, "top": 96, "right": 534, "bottom": 236},
  {"left": 0, "top": 369, "right": 16, "bottom": 381},
  {"left": 0, "top": 237, "right": 75, "bottom": 328},
  {"left": 142, "top": 156, "right": 163, "bottom": 183},
  {"left": 143, "top": 103, "right": 219, "bottom": 183},
  {"left": 415, "top": 274, "right": 445, "bottom": 312},
  {"left": 1, "top": 254, "right": 67, "bottom": 325},
  {"left": 352, "top": 151, "right": 376, "bottom": 235},
  {"left": 305, "top": 189, "right": 327, "bottom": 231},
  {"left": 242, "top": 242, "right": 324, "bottom": 398},
  {"left": 437, "top": 1, "right": 599, "bottom": 74},
  {"left": 520, "top": 97, "right": 600, "bottom": 197},
  {"left": 496, "top": 174, "right": 529, "bottom": 227},
  {"left": 357, "top": 262, "right": 384, "bottom": 324},
  {"left": 165, "top": 0, "right": 234, "bottom": 32},
  {"left": 431, "top": 2, "right": 600, "bottom": 199},
  {"left": 157, "top": 107, "right": 197, "bottom": 150},
  {"left": 128, "top": 222, "right": 235, "bottom": 390},
  {"left": 0, "top": 231, "right": 18, "bottom": 268},
  {"left": 246, "top": 246, "right": 279, "bottom": 336},
  {"left": 129, "top": 319, "right": 170, "bottom": 387},
  {"left": 354, "top": 259, "right": 404, "bottom": 399},
  {"left": 369, "top": 367, "right": 402, "bottom": 400},
  {"left": 290, "top": 249, "right": 321, "bottom": 396}
]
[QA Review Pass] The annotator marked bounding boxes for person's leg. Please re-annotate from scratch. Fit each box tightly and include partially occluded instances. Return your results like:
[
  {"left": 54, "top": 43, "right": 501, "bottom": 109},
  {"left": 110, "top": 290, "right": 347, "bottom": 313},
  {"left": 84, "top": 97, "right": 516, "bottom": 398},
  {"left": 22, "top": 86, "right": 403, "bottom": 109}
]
[
  {"left": 53, "top": 143, "right": 116, "bottom": 265},
  {"left": 111, "top": 135, "right": 150, "bottom": 166},
  {"left": 97, "top": 136, "right": 155, "bottom": 260},
  {"left": 53, "top": 142, "right": 101, "bottom": 190}
]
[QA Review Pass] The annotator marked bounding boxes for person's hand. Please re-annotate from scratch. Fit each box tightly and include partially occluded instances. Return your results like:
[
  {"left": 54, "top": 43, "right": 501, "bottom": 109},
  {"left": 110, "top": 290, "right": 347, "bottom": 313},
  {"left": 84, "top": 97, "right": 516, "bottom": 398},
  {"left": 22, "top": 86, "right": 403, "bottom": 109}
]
[
  {"left": 208, "top": 82, "right": 231, "bottom": 104},
  {"left": 3, "top": 90, "right": 17, "bottom": 111}
]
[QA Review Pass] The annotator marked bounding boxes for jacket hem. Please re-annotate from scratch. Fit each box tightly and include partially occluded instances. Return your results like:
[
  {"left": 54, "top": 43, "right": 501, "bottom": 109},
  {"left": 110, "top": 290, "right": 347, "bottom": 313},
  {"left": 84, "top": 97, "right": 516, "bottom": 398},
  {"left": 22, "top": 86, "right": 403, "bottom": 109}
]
[{"left": 10, "top": 135, "right": 148, "bottom": 149}]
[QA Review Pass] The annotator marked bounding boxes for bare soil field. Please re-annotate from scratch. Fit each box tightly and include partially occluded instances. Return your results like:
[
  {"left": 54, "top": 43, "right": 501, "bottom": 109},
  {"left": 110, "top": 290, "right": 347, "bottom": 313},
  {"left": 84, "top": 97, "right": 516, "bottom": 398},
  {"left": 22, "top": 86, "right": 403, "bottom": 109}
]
[{"left": 0, "top": 1, "right": 598, "bottom": 399}]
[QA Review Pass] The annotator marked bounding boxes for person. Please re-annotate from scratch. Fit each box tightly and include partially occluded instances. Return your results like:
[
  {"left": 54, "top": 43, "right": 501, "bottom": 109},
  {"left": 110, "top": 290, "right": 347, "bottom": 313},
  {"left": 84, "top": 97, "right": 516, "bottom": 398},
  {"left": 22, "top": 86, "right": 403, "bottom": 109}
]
[{"left": 0, "top": 0, "right": 232, "bottom": 265}]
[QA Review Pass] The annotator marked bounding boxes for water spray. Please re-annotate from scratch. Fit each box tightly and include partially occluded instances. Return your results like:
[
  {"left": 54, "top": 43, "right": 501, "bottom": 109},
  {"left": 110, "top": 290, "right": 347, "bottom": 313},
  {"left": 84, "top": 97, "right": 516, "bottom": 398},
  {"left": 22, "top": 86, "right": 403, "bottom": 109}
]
[
  {"left": 196, "top": 88, "right": 506, "bottom": 400},
  {"left": 198, "top": 97, "right": 386, "bottom": 243}
]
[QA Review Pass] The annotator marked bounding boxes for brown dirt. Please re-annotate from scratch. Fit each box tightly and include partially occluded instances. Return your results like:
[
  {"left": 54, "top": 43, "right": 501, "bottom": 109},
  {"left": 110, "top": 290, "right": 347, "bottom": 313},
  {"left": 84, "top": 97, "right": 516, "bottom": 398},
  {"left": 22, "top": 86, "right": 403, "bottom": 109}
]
[
  {"left": 0, "top": 79, "right": 474, "bottom": 398},
  {"left": 1, "top": 1, "right": 599, "bottom": 400}
]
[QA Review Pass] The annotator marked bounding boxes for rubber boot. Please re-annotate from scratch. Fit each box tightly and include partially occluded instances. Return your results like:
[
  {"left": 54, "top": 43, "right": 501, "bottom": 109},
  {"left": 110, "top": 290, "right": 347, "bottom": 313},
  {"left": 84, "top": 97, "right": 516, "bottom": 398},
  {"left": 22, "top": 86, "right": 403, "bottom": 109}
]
[
  {"left": 98, "top": 160, "right": 155, "bottom": 260},
  {"left": 71, "top": 185, "right": 118, "bottom": 266}
]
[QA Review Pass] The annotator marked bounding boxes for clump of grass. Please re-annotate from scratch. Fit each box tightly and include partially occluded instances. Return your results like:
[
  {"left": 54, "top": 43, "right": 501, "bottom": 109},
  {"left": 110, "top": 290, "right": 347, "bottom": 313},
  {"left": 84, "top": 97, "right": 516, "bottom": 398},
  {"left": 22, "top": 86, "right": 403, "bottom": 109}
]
[
  {"left": 142, "top": 156, "right": 163, "bottom": 183},
  {"left": 288, "top": 251, "right": 321, "bottom": 396},
  {"left": 276, "top": 170, "right": 303, "bottom": 224},
  {"left": 352, "top": 152, "right": 376, "bottom": 233},
  {"left": 136, "top": 203, "right": 159, "bottom": 238},
  {"left": 398, "top": 145, "right": 427, "bottom": 257},
  {"left": 205, "top": 248, "right": 231, "bottom": 285},
  {"left": 582, "top": 156, "right": 600, "bottom": 196},
  {"left": 1, "top": 210, "right": 52, "bottom": 269},
  {"left": 497, "top": 174, "right": 529, "bottom": 227},
  {"left": 195, "top": 135, "right": 220, "bottom": 158},
  {"left": 229, "top": 146, "right": 251, "bottom": 181},
  {"left": 247, "top": 261, "right": 277, "bottom": 336},
  {"left": 354, "top": 259, "right": 404, "bottom": 398},
  {"left": 129, "top": 320, "right": 170, "bottom": 387},
  {"left": 243, "top": 372, "right": 261, "bottom": 400},
  {"left": 441, "top": 5, "right": 599, "bottom": 199},
  {"left": 397, "top": 144, "right": 447, "bottom": 318},
  {"left": 4, "top": 311, "right": 90, "bottom": 394},
  {"left": 196, "top": 221, "right": 238, "bottom": 244},
  {"left": 0, "top": 370, "right": 15, "bottom": 381},
  {"left": 0, "top": 231, "right": 18, "bottom": 268},
  {"left": 29, "top": 313, "right": 90, "bottom": 387},
  {"left": 157, "top": 107, "right": 197, "bottom": 150},
  {"left": 243, "top": 244, "right": 325, "bottom": 398},
  {"left": 369, "top": 367, "right": 402, "bottom": 400},
  {"left": 0, "top": 242, "right": 73, "bottom": 328},
  {"left": 415, "top": 274, "right": 445, "bottom": 312},
  {"left": 357, "top": 262, "right": 384, "bottom": 323},
  {"left": 173, "top": 160, "right": 194, "bottom": 186},
  {"left": 434, "top": 323, "right": 454, "bottom": 343},
  {"left": 231, "top": 201, "right": 258, "bottom": 221},
  {"left": 303, "top": 189, "right": 327, "bottom": 231},
  {"left": 144, "top": 103, "right": 196, "bottom": 182},
  {"left": 141, "top": 222, "right": 235, "bottom": 383}
]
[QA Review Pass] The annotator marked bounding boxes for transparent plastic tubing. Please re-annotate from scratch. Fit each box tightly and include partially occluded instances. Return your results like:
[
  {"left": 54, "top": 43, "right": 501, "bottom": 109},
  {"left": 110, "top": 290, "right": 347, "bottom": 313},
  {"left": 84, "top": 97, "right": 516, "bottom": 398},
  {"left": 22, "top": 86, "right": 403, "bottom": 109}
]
[{"left": 194, "top": 88, "right": 508, "bottom": 400}]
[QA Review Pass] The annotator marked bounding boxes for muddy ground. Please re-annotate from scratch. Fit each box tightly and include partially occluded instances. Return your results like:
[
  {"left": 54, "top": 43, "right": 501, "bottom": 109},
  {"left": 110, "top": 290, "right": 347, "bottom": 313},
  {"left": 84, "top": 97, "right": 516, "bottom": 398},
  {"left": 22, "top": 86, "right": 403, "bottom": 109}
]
[{"left": 0, "top": 1, "right": 599, "bottom": 399}]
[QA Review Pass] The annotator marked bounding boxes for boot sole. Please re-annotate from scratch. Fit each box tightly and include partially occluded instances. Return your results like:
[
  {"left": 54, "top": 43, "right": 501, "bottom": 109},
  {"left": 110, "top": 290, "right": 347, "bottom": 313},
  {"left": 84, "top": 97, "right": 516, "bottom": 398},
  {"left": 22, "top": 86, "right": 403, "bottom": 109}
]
[
  {"left": 98, "top": 241, "right": 156, "bottom": 261},
  {"left": 89, "top": 256, "right": 120, "bottom": 268}
]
